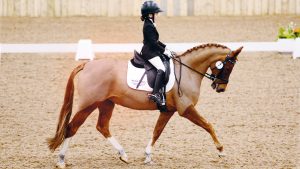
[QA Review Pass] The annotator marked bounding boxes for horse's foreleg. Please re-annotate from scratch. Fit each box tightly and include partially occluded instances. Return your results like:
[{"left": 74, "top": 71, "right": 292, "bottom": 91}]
[
  {"left": 96, "top": 100, "right": 128, "bottom": 163},
  {"left": 181, "top": 106, "right": 224, "bottom": 156},
  {"left": 56, "top": 138, "right": 71, "bottom": 168},
  {"left": 57, "top": 104, "right": 97, "bottom": 168},
  {"left": 144, "top": 111, "right": 175, "bottom": 164}
]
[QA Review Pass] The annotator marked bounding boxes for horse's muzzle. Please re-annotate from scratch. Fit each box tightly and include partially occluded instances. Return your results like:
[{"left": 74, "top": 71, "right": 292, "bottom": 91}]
[
  {"left": 216, "top": 88, "right": 225, "bottom": 93},
  {"left": 216, "top": 83, "right": 227, "bottom": 93},
  {"left": 212, "top": 82, "right": 226, "bottom": 93}
]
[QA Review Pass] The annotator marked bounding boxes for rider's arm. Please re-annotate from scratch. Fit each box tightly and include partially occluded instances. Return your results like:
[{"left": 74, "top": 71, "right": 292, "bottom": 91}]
[
  {"left": 158, "top": 41, "right": 166, "bottom": 49},
  {"left": 144, "top": 25, "right": 165, "bottom": 53},
  {"left": 158, "top": 41, "right": 172, "bottom": 58}
]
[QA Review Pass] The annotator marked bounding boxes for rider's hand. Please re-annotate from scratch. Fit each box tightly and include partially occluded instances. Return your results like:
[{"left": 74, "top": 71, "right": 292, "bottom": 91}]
[
  {"left": 164, "top": 48, "right": 173, "bottom": 58},
  {"left": 171, "top": 51, "right": 177, "bottom": 57}
]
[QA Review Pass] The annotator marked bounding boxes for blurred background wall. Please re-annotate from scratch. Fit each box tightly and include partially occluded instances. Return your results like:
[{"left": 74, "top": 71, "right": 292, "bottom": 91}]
[{"left": 1, "top": 0, "right": 300, "bottom": 17}]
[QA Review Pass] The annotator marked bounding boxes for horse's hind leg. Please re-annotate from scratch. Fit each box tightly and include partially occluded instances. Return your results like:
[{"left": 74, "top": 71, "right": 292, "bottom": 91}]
[
  {"left": 57, "top": 104, "right": 97, "bottom": 168},
  {"left": 181, "top": 106, "right": 225, "bottom": 157},
  {"left": 144, "top": 111, "right": 175, "bottom": 164},
  {"left": 96, "top": 100, "right": 128, "bottom": 163}
]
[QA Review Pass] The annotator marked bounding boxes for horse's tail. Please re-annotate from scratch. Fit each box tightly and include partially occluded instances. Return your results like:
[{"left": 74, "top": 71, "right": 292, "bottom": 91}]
[{"left": 47, "top": 62, "right": 86, "bottom": 152}]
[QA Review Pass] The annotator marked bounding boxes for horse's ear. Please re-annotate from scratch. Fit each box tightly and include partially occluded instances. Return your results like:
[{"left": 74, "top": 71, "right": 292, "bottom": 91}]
[{"left": 232, "top": 46, "right": 243, "bottom": 59}]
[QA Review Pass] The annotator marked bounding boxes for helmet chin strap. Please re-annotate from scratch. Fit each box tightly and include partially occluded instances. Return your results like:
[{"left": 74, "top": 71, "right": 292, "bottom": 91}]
[
  {"left": 149, "top": 13, "right": 155, "bottom": 23},
  {"left": 149, "top": 13, "right": 157, "bottom": 27},
  {"left": 152, "top": 14, "right": 155, "bottom": 23}
]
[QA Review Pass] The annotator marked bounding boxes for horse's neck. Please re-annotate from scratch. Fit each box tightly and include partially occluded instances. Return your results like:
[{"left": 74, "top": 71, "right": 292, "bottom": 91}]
[
  {"left": 173, "top": 47, "right": 229, "bottom": 104},
  {"left": 181, "top": 47, "right": 229, "bottom": 74}
]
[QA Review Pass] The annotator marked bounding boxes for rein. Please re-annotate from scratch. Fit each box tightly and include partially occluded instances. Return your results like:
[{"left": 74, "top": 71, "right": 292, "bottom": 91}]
[
  {"left": 172, "top": 57, "right": 217, "bottom": 81},
  {"left": 171, "top": 52, "right": 232, "bottom": 96}
]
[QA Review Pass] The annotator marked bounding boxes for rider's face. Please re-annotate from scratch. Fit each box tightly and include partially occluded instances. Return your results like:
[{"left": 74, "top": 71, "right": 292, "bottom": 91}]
[{"left": 149, "top": 13, "right": 158, "bottom": 18}]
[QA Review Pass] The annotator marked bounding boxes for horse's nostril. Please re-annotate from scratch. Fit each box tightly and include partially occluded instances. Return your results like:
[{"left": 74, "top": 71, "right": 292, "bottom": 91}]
[{"left": 211, "top": 83, "right": 217, "bottom": 89}]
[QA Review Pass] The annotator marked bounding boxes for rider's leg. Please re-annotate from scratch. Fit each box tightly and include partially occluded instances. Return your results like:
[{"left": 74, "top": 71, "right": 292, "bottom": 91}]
[
  {"left": 148, "top": 56, "right": 166, "bottom": 104},
  {"left": 151, "top": 69, "right": 165, "bottom": 94},
  {"left": 148, "top": 56, "right": 166, "bottom": 72}
]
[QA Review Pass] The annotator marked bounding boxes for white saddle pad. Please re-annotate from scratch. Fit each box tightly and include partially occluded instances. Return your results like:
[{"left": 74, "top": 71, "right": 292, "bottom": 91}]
[{"left": 127, "top": 59, "right": 175, "bottom": 92}]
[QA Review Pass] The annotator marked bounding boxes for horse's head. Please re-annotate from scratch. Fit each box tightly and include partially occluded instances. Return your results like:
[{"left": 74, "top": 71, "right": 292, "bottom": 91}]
[{"left": 209, "top": 46, "right": 243, "bottom": 93}]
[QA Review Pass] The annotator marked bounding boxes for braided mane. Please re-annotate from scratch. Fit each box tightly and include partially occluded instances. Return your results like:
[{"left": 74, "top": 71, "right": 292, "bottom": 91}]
[{"left": 179, "top": 43, "right": 229, "bottom": 57}]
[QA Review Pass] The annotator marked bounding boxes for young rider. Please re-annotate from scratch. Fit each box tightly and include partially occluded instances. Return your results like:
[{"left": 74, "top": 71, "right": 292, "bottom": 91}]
[{"left": 140, "top": 1, "right": 173, "bottom": 107}]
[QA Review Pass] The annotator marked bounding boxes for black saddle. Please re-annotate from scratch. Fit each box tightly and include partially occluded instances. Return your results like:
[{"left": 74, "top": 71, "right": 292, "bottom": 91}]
[{"left": 130, "top": 50, "right": 170, "bottom": 88}]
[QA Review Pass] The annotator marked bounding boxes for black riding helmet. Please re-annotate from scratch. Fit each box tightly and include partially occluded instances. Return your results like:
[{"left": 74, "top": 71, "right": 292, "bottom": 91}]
[{"left": 141, "top": 1, "right": 163, "bottom": 19}]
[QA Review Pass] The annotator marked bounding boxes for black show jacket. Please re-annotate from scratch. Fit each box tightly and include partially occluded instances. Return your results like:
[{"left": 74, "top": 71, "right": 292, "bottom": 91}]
[{"left": 141, "top": 18, "right": 166, "bottom": 60}]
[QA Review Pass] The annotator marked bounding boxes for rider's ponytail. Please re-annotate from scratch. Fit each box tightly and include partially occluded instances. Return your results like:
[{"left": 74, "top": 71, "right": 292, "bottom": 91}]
[{"left": 140, "top": 14, "right": 154, "bottom": 22}]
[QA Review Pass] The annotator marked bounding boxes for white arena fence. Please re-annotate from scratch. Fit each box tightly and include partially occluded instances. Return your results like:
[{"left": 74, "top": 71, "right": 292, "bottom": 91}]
[
  {"left": 1, "top": 0, "right": 300, "bottom": 17},
  {"left": 0, "top": 41, "right": 299, "bottom": 59},
  {"left": 0, "top": 0, "right": 300, "bottom": 17}
]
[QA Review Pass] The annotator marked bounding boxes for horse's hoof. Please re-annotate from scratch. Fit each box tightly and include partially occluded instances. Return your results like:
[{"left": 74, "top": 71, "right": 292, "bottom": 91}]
[
  {"left": 144, "top": 156, "right": 151, "bottom": 164},
  {"left": 119, "top": 155, "right": 129, "bottom": 164},
  {"left": 218, "top": 151, "right": 226, "bottom": 158},
  {"left": 56, "top": 162, "right": 66, "bottom": 168},
  {"left": 118, "top": 150, "right": 129, "bottom": 164},
  {"left": 144, "top": 154, "right": 154, "bottom": 165},
  {"left": 144, "top": 160, "right": 154, "bottom": 165},
  {"left": 144, "top": 159, "right": 154, "bottom": 165}
]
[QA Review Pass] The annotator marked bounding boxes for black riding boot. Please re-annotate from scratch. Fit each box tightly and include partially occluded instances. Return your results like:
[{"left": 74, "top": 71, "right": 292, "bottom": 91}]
[{"left": 148, "top": 69, "right": 165, "bottom": 105}]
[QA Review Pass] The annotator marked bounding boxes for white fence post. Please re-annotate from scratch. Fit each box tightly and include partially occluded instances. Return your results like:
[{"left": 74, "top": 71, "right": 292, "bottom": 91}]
[
  {"left": 277, "top": 39, "right": 295, "bottom": 53},
  {"left": 293, "top": 38, "right": 300, "bottom": 59},
  {"left": 75, "top": 39, "right": 95, "bottom": 61}
]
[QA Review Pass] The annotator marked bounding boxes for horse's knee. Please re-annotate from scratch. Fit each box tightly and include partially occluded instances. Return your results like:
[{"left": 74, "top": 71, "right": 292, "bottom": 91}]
[{"left": 96, "top": 125, "right": 111, "bottom": 138}]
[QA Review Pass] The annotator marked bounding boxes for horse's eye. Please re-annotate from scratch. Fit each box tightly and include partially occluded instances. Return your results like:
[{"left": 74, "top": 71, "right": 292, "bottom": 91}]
[{"left": 215, "top": 61, "right": 223, "bottom": 70}]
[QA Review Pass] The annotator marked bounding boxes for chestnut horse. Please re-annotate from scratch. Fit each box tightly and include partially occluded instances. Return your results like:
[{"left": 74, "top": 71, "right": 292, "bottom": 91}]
[{"left": 47, "top": 43, "right": 243, "bottom": 168}]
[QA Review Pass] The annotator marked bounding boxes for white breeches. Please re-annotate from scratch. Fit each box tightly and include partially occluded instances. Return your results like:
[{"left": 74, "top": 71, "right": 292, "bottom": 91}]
[{"left": 148, "top": 56, "right": 165, "bottom": 72}]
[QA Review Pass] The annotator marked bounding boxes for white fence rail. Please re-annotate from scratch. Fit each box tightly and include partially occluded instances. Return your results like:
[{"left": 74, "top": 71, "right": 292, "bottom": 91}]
[
  {"left": 1, "top": 42, "right": 300, "bottom": 53},
  {"left": 1, "top": 41, "right": 299, "bottom": 59},
  {"left": 0, "top": 42, "right": 295, "bottom": 53}
]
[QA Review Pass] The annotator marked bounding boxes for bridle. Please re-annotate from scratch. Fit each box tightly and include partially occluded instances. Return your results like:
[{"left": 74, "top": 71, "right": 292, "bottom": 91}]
[
  {"left": 210, "top": 52, "right": 236, "bottom": 84},
  {"left": 171, "top": 51, "right": 236, "bottom": 96}
]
